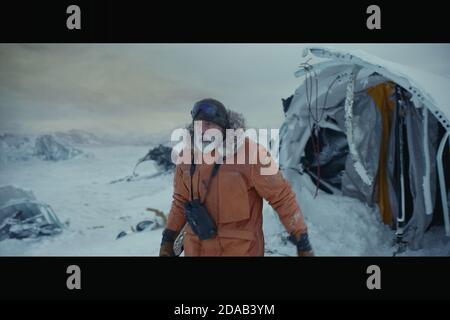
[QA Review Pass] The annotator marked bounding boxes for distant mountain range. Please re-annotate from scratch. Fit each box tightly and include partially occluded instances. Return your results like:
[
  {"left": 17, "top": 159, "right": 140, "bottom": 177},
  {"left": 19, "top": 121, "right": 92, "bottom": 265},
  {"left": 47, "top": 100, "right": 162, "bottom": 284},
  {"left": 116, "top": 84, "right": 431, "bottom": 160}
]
[{"left": 0, "top": 127, "right": 180, "bottom": 164}]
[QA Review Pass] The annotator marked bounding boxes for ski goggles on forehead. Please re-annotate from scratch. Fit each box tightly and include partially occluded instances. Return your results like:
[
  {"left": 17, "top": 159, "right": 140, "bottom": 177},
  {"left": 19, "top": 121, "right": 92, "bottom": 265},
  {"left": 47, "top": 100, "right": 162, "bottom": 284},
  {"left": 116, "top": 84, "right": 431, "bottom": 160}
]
[{"left": 191, "top": 102, "right": 221, "bottom": 119}]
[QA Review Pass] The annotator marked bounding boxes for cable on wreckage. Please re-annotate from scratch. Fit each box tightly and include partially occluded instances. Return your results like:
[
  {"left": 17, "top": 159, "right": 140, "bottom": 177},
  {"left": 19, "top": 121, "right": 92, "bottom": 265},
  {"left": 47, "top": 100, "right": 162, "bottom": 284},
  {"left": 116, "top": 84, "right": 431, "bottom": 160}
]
[{"left": 301, "top": 60, "right": 340, "bottom": 198}]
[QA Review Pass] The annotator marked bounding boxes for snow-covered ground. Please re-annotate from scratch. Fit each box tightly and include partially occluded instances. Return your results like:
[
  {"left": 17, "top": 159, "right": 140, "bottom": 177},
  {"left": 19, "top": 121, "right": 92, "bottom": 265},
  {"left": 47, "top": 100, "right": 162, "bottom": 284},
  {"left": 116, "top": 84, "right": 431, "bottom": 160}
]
[{"left": 1, "top": 143, "right": 449, "bottom": 256}]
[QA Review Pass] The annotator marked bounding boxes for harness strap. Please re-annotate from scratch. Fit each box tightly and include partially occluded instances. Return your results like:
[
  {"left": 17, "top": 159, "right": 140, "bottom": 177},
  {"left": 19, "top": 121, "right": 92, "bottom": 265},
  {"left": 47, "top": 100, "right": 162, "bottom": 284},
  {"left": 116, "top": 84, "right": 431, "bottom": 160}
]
[{"left": 190, "top": 161, "right": 221, "bottom": 203}]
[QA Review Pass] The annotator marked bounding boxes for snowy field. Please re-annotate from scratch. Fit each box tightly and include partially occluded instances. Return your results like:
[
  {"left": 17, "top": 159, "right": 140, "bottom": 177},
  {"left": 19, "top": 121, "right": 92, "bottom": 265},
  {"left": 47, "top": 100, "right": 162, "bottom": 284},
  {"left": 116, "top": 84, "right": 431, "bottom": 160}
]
[{"left": 1, "top": 143, "right": 449, "bottom": 256}]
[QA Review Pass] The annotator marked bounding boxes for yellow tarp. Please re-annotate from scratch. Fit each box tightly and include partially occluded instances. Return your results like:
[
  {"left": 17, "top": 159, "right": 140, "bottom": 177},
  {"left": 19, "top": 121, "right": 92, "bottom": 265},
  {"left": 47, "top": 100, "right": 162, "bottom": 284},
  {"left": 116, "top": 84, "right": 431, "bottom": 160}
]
[{"left": 367, "top": 82, "right": 396, "bottom": 225}]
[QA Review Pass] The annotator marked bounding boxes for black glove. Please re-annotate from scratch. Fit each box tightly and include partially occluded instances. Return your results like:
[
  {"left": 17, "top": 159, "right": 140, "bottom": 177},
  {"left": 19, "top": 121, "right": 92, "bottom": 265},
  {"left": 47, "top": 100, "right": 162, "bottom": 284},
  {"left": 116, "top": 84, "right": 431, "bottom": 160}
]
[
  {"left": 159, "top": 229, "right": 179, "bottom": 257},
  {"left": 289, "top": 233, "right": 314, "bottom": 256}
]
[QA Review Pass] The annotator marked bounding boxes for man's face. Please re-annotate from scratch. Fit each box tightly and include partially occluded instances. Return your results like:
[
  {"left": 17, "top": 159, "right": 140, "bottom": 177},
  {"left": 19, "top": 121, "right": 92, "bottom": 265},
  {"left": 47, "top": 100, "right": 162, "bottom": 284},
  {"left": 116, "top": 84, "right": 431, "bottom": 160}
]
[
  {"left": 199, "top": 120, "right": 223, "bottom": 135},
  {"left": 193, "top": 120, "right": 224, "bottom": 153}
]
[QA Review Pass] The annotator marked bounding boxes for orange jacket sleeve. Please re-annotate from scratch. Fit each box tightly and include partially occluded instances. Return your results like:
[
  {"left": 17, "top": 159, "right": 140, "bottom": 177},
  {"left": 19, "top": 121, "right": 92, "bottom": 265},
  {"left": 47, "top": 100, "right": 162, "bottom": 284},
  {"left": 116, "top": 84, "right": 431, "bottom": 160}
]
[
  {"left": 251, "top": 151, "right": 308, "bottom": 238},
  {"left": 165, "top": 165, "right": 189, "bottom": 232}
]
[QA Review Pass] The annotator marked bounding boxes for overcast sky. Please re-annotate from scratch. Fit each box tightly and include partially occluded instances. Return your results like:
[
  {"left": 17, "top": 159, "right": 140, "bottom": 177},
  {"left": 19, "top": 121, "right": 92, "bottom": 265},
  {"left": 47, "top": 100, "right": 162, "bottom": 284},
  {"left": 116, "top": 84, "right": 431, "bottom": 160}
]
[{"left": 1, "top": 44, "right": 449, "bottom": 137}]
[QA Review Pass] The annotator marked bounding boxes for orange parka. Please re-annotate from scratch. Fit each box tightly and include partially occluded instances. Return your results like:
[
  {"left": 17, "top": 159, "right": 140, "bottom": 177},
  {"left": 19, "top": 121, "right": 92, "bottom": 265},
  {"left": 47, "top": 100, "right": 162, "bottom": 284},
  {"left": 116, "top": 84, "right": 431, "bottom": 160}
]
[{"left": 166, "top": 138, "right": 308, "bottom": 256}]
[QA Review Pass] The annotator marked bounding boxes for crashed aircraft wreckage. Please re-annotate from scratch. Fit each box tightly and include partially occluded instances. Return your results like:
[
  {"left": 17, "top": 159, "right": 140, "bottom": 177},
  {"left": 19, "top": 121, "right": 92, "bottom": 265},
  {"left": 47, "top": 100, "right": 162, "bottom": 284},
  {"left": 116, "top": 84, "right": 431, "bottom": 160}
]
[
  {"left": 0, "top": 185, "right": 65, "bottom": 241},
  {"left": 279, "top": 47, "right": 450, "bottom": 254}
]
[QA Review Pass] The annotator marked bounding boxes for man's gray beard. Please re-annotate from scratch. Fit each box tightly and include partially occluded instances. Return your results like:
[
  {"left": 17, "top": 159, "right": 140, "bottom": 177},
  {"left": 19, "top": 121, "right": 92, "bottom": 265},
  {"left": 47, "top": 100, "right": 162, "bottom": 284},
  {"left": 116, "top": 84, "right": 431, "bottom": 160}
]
[
  {"left": 202, "top": 141, "right": 211, "bottom": 150},
  {"left": 193, "top": 138, "right": 220, "bottom": 154}
]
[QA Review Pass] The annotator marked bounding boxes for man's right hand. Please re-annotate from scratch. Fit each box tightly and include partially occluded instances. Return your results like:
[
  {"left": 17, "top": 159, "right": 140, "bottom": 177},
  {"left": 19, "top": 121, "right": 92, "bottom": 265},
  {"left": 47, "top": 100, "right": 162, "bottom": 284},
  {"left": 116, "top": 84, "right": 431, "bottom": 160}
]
[
  {"left": 159, "top": 240, "right": 175, "bottom": 256},
  {"left": 159, "top": 228, "right": 179, "bottom": 257},
  {"left": 298, "top": 249, "right": 314, "bottom": 257}
]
